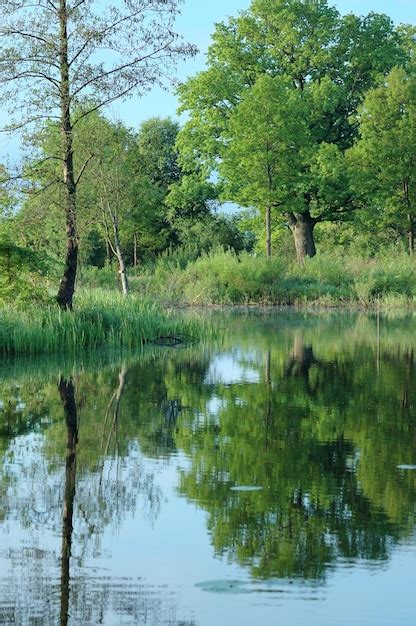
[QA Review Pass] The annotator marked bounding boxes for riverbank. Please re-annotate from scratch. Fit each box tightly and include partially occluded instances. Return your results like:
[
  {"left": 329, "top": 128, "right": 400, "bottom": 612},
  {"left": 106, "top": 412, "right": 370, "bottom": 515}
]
[{"left": 0, "top": 290, "right": 203, "bottom": 357}]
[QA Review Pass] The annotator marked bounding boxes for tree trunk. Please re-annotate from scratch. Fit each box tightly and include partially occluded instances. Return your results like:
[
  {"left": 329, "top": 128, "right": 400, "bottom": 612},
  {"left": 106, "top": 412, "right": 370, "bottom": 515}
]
[
  {"left": 287, "top": 211, "right": 316, "bottom": 263},
  {"left": 106, "top": 238, "right": 112, "bottom": 264},
  {"left": 265, "top": 206, "right": 271, "bottom": 258},
  {"left": 112, "top": 219, "right": 129, "bottom": 296},
  {"left": 408, "top": 214, "right": 415, "bottom": 255},
  {"left": 58, "top": 377, "right": 78, "bottom": 626},
  {"left": 56, "top": 0, "right": 78, "bottom": 310},
  {"left": 133, "top": 233, "right": 138, "bottom": 266}
]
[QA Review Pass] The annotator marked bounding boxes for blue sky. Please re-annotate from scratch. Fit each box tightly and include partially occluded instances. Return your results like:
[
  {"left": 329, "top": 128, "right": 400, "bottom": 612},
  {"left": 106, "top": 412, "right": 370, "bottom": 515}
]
[{"left": 1, "top": 0, "right": 415, "bottom": 160}]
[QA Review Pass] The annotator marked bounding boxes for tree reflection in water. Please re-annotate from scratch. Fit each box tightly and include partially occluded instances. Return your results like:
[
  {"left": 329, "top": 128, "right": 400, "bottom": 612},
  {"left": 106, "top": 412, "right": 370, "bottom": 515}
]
[
  {"left": 174, "top": 314, "right": 416, "bottom": 580},
  {"left": 0, "top": 363, "right": 193, "bottom": 625},
  {"left": 59, "top": 377, "right": 78, "bottom": 626},
  {"left": 0, "top": 311, "right": 415, "bottom": 620}
]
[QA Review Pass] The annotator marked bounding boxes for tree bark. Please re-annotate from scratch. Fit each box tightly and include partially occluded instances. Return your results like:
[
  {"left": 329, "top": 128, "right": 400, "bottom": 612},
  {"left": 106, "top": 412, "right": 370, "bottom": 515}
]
[
  {"left": 56, "top": 0, "right": 78, "bottom": 310},
  {"left": 105, "top": 238, "right": 112, "bottom": 264},
  {"left": 265, "top": 206, "right": 271, "bottom": 258},
  {"left": 58, "top": 377, "right": 78, "bottom": 626},
  {"left": 287, "top": 211, "right": 316, "bottom": 263}
]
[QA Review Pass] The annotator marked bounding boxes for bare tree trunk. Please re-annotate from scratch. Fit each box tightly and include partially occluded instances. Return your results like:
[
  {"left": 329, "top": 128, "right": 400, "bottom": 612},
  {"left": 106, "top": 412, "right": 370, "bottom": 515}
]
[
  {"left": 106, "top": 238, "right": 112, "bottom": 264},
  {"left": 112, "top": 220, "right": 129, "bottom": 296},
  {"left": 287, "top": 211, "right": 316, "bottom": 263},
  {"left": 100, "top": 183, "right": 129, "bottom": 295},
  {"left": 265, "top": 206, "right": 271, "bottom": 258},
  {"left": 58, "top": 377, "right": 78, "bottom": 626},
  {"left": 56, "top": 0, "right": 78, "bottom": 310}
]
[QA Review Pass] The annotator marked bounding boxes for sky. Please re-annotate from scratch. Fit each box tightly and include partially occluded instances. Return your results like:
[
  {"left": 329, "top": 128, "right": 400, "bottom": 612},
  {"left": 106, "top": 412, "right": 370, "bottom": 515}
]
[
  {"left": 0, "top": 0, "right": 415, "bottom": 160},
  {"left": 112, "top": 0, "right": 416, "bottom": 129}
]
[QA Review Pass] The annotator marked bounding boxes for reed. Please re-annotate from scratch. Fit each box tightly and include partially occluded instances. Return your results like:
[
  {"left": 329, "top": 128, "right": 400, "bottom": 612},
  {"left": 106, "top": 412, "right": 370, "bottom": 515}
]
[{"left": 0, "top": 289, "right": 203, "bottom": 356}]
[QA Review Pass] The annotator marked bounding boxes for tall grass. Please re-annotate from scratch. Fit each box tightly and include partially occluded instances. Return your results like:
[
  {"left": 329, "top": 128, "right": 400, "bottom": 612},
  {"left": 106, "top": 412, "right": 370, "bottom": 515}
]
[
  {"left": 0, "top": 289, "right": 204, "bottom": 357},
  {"left": 129, "top": 248, "right": 416, "bottom": 307}
]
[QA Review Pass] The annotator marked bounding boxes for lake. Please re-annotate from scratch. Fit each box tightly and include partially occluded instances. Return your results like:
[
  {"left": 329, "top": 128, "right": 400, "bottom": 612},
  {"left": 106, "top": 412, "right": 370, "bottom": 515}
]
[{"left": 0, "top": 309, "right": 415, "bottom": 625}]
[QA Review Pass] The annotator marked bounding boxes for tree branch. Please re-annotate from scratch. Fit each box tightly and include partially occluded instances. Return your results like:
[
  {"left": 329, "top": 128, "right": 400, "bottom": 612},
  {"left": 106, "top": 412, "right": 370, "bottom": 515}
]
[
  {"left": 72, "top": 39, "right": 176, "bottom": 97},
  {"left": 0, "top": 29, "right": 57, "bottom": 51},
  {"left": 75, "top": 153, "right": 94, "bottom": 186},
  {"left": 68, "top": 8, "right": 149, "bottom": 67}
]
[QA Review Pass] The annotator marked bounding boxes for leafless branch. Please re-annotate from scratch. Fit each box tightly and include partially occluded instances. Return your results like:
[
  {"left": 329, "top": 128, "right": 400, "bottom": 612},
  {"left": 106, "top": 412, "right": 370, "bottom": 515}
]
[{"left": 71, "top": 39, "right": 176, "bottom": 97}]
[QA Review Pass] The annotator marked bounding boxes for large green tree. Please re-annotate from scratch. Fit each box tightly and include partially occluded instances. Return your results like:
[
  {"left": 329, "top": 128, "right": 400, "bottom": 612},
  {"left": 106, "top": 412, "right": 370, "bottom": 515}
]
[
  {"left": 176, "top": 0, "right": 407, "bottom": 261},
  {"left": 348, "top": 67, "right": 416, "bottom": 254}
]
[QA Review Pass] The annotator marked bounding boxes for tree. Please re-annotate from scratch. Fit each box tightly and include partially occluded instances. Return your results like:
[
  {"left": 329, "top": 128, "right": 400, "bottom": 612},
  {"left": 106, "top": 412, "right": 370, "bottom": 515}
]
[
  {"left": 176, "top": 0, "right": 407, "bottom": 261},
  {"left": 128, "top": 117, "right": 183, "bottom": 258},
  {"left": 15, "top": 112, "right": 137, "bottom": 291},
  {"left": 218, "top": 74, "right": 310, "bottom": 257},
  {"left": 81, "top": 114, "right": 136, "bottom": 294},
  {"left": 348, "top": 67, "right": 416, "bottom": 254},
  {"left": 0, "top": 0, "right": 196, "bottom": 308}
]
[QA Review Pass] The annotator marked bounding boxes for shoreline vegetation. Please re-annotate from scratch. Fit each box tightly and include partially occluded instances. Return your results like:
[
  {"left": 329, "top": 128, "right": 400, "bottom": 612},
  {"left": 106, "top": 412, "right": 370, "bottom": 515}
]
[
  {"left": 82, "top": 248, "right": 416, "bottom": 310},
  {"left": 0, "top": 291, "right": 203, "bottom": 357},
  {"left": 2, "top": 248, "right": 416, "bottom": 357}
]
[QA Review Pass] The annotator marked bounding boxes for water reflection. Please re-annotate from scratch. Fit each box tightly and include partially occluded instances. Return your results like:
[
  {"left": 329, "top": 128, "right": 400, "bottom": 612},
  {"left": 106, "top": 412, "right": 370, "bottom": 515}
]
[
  {"left": 59, "top": 377, "right": 78, "bottom": 626},
  {"left": 0, "top": 361, "right": 182, "bottom": 624},
  {"left": 176, "top": 314, "right": 416, "bottom": 580},
  {"left": 0, "top": 311, "right": 415, "bottom": 623}
]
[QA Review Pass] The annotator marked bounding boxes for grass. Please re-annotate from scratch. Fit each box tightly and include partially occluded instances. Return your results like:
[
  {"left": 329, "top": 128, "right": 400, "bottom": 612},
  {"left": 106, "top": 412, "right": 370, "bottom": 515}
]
[
  {"left": 0, "top": 289, "right": 204, "bottom": 357},
  {"left": 114, "top": 248, "right": 416, "bottom": 308}
]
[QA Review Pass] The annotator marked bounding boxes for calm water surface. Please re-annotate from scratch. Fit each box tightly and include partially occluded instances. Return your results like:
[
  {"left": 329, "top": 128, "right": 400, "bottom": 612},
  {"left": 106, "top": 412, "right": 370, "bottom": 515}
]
[{"left": 0, "top": 310, "right": 415, "bottom": 625}]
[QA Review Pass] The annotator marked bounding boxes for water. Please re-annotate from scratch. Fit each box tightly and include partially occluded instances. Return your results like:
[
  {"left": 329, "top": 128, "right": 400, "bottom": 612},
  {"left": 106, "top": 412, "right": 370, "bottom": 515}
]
[{"left": 0, "top": 310, "right": 415, "bottom": 625}]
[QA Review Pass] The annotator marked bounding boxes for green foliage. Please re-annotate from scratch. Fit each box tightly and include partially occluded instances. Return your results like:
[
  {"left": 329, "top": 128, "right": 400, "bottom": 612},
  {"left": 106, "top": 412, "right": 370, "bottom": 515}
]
[
  {"left": 348, "top": 66, "right": 416, "bottom": 251},
  {"left": 0, "top": 229, "right": 50, "bottom": 303},
  {"left": 219, "top": 74, "right": 310, "bottom": 215}
]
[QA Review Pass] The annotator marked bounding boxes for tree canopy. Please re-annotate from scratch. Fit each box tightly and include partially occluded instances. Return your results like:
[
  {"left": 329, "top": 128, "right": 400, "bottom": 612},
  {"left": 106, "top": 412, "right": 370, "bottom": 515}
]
[{"left": 176, "top": 0, "right": 409, "bottom": 260}]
